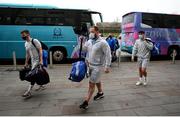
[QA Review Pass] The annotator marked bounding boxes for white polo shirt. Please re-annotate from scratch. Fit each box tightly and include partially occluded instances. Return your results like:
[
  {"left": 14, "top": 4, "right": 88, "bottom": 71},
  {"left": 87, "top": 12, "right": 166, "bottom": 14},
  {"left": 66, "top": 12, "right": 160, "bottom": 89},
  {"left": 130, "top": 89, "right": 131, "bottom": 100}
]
[{"left": 25, "top": 38, "right": 41, "bottom": 69}]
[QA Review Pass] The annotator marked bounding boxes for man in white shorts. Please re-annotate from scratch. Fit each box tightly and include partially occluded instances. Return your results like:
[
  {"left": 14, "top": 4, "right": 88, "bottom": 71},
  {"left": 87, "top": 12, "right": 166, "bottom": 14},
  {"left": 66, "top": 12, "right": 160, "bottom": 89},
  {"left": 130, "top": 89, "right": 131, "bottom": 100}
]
[
  {"left": 132, "top": 31, "right": 153, "bottom": 86},
  {"left": 79, "top": 26, "right": 111, "bottom": 109}
]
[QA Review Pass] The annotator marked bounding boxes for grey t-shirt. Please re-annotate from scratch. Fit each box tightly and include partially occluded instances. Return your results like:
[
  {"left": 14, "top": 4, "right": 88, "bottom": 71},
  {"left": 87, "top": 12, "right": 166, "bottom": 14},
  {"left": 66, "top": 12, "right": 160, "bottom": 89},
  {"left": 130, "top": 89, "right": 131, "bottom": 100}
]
[
  {"left": 84, "top": 37, "right": 111, "bottom": 68},
  {"left": 25, "top": 38, "right": 41, "bottom": 69},
  {"left": 132, "top": 39, "right": 153, "bottom": 59}
]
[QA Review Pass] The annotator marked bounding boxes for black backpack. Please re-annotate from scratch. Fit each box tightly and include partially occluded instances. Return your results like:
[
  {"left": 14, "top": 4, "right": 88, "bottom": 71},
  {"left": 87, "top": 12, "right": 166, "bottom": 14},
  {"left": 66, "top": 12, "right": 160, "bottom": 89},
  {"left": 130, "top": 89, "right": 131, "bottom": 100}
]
[{"left": 32, "top": 39, "right": 48, "bottom": 50}]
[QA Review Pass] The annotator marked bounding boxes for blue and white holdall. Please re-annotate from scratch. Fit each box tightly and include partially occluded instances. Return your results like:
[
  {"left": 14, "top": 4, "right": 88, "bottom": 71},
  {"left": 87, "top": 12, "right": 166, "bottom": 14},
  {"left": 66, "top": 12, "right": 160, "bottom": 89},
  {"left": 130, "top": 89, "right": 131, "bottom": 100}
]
[
  {"left": 146, "top": 38, "right": 161, "bottom": 55},
  {"left": 68, "top": 61, "right": 88, "bottom": 82}
]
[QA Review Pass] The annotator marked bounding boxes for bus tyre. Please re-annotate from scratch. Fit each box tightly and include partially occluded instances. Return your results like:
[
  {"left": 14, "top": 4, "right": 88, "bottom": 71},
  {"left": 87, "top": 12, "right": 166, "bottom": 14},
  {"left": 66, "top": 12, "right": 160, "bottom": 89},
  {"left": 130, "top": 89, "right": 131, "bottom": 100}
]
[
  {"left": 52, "top": 50, "right": 65, "bottom": 63},
  {"left": 168, "top": 48, "right": 178, "bottom": 58}
]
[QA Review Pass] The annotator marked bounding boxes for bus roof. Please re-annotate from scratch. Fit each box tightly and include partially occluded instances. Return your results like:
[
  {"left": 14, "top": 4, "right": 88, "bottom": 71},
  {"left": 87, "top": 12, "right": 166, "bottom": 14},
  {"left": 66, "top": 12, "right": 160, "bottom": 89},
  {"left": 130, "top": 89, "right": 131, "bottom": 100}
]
[
  {"left": 0, "top": 3, "right": 101, "bottom": 13},
  {"left": 0, "top": 3, "right": 59, "bottom": 9},
  {"left": 123, "top": 12, "right": 180, "bottom": 17}
]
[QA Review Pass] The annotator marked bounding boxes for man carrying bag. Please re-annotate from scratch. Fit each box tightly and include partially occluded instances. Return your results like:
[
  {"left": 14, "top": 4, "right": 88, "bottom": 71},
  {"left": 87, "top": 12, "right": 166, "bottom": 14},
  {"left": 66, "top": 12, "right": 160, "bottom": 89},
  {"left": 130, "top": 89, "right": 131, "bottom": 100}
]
[{"left": 20, "top": 30, "right": 49, "bottom": 97}]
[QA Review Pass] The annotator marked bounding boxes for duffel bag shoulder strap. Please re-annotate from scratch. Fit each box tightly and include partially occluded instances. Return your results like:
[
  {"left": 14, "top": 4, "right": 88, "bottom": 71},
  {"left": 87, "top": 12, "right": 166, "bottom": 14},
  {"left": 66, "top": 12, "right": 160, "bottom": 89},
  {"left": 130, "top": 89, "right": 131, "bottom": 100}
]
[{"left": 31, "top": 39, "right": 39, "bottom": 54}]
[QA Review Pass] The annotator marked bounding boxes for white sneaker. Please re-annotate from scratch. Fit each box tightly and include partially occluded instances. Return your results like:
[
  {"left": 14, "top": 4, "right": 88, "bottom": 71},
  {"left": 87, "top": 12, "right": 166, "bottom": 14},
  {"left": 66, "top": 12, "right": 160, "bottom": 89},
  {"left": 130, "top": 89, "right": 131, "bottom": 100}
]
[
  {"left": 143, "top": 77, "right": 147, "bottom": 86},
  {"left": 136, "top": 77, "right": 143, "bottom": 86},
  {"left": 22, "top": 91, "right": 31, "bottom": 97},
  {"left": 136, "top": 81, "right": 143, "bottom": 86},
  {"left": 35, "top": 85, "right": 46, "bottom": 91},
  {"left": 143, "top": 82, "right": 147, "bottom": 86}
]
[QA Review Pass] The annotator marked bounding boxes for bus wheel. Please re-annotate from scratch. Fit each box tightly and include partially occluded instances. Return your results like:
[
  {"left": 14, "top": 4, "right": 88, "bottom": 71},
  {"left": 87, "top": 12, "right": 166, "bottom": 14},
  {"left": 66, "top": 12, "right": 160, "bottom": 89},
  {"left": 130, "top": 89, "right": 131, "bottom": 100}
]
[
  {"left": 52, "top": 50, "right": 65, "bottom": 63},
  {"left": 168, "top": 48, "right": 178, "bottom": 58}
]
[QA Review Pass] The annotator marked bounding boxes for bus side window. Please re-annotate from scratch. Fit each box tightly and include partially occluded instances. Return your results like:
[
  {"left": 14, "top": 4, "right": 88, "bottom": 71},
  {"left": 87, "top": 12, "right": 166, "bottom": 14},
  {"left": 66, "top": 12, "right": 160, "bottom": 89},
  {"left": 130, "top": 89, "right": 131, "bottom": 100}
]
[
  {"left": 46, "top": 18, "right": 51, "bottom": 25},
  {"left": 31, "top": 17, "right": 45, "bottom": 25},
  {"left": 15, "top": 17, "right": 20, "bottom": 24},
  {"left": 46, "top": 17, "right": 64, "bottom": 26},
  {"left": 80, "top": 23, "right": 88, "bottom": 36},
  {"left": 15, "top": 17, "right": 27, "bottom": 25},
  {"left": 0, "top": 16, "right": 3, "bottom": 24},
  {"left": 6, "top": 17, "right": 11, "bottom": 24},
  {"left": 53, "top": 17, "right": 63, "bottom": 25},
  {"left": 0, "top": 16, "right": 11, "bottom": 25},
  {"left": 164, "top": 15, "right": 180, "bottom": 28},
  {"left": 178, "top": 20, "right": 180, "bottom": 28},
  {"left": 142, "top": 13, "right": 161, "bottom": 28},
  {"left": 1, "top": 16, "right": 12, "bottom": 24},
  {"left": 26, "top": 17, "right": 32, "bottom": 25}
]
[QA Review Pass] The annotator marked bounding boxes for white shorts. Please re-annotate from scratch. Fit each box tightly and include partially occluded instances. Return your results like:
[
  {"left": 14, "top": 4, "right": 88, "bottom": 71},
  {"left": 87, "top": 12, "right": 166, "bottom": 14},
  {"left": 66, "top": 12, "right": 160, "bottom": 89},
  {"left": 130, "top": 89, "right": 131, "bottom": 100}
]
[
  {"left": 138, "top": 58, "right": 149, "bottom": 68},
  {"left": 89, "top": 65, "right": 102, "bottom": 83}
]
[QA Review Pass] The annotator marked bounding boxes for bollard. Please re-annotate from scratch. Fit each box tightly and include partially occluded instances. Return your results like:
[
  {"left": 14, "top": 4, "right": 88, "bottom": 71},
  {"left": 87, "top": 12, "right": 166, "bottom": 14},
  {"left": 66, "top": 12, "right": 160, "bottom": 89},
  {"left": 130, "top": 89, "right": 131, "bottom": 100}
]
[
  {"left": 49, "top": 51, "right": 53, "bottom": 68},
  {"left": 13, "top": 51, "right": 17, "bottom": 70},
  {"left": 118, "top": 49, "right": 121, "bottom": 67},
  {"left": 172, "top": 50, "right": 176, "bottom": 64}
]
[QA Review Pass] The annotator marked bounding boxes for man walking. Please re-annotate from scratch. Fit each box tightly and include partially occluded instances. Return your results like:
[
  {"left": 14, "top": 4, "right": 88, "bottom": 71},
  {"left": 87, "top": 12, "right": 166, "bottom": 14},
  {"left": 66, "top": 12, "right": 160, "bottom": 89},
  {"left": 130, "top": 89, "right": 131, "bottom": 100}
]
[
  {"left": 132, "top": 31, "right": 153, "bottom": 86},
  {"left": 21, "top": 30, "right": 44, "bottom": 97},
  {"left": 79, "top": 26, "right": 111, "bottom": 109},
  {"left": 106, "top": 33, "right": 119, "bottom": 62}
]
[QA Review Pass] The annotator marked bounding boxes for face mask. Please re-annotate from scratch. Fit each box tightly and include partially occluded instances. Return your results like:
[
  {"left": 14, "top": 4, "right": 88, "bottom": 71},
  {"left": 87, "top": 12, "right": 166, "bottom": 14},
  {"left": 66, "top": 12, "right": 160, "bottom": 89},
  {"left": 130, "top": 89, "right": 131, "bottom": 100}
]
[
  {"left": 89, "top": 33, "right": 96, "bottom": 39},
  {"left": 139, "top": 35, "right": 143, "bottom": 40},
  {"left": 21, "top": 36, "right": 27, "bottom": 40}
]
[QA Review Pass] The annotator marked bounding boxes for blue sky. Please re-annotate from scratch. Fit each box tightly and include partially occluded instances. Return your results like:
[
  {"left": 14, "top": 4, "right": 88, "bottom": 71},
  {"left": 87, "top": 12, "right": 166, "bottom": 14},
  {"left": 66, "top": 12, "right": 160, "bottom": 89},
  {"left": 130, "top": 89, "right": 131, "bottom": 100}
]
[{"left": 0, "top": 0, "right": 180, "bottom": 22}]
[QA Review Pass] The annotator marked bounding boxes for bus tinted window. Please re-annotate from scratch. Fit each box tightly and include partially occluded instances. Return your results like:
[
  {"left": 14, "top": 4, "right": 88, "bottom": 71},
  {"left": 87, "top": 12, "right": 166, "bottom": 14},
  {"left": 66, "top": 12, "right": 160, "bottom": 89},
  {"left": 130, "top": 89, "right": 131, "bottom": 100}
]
[
  {"left": 0, "top": 8, "right": 93, "bottom": 28},
  {"left": 0, "top": 8, "right": 66, "bottom": 25},
  {"left": 122, "top": 13, "right": 134, "bottom": 25},
  {"left": 142, "top": 13, "right": 180, "bottom": 28},
  {"left": 81, "top": 13, "right": 91, "bottom": 22},
  {"left": 0, "top": 16, "right": 2, "bottom": 23},
  {"left": 64, "top": 11, "right": 79, "bottom": 26},
  {"left": 15, "top": 17, "right": 26, "bottom": 24},
  {"left": 142, "top": 13, "right": 162, "bottom": 28},
  {"left": 163, "top": 15, "right": 180, "bottom": 28},
  {"left": 0, "top": 16, "right": 12, "bottom": 24},
  {"left": 47, "top": 10, "right": 65, "bottom": 25},
  {"left": 46, "top": 17, "right": 63, "bottom": 25}
]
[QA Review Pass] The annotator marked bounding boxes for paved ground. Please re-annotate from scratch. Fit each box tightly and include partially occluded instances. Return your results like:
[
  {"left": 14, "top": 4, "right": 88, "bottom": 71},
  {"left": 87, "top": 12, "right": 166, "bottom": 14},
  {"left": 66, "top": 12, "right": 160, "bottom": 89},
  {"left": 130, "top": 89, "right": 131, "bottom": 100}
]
[{"left": 0, "top": 60, "right": 180, "bottom": 116}]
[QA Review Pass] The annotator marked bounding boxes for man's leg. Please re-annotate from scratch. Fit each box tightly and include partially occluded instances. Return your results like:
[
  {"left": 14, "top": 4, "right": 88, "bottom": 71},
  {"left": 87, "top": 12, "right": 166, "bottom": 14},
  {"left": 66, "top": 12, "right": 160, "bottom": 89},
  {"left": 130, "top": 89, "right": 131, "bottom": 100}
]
[
  {"left": 35, "top": 85, "right": 46, "bottom": 91},
  {"left": 139, "top": 67, "right": 143, "bottom": 78},
  {"left": 80, "top": 82, "right": 95, "bottom": 109},
  {"left": 141, "top": 59, "right": 149, "bottom": 85},
  {"left": 22, "top": 81, "right": 35, "bottom": 97},
  {"left": 142, "top": 68, "right": 147, "bottom": 77},
  {"left": 96, "top": 82, "right": 102, "bottom": 93},
  {"left": 136, "top": 58, "right": 143, "bottom": 86},
  {"left": 94, "top": 82, "right": 104, "bottom": 100},
  {"left": 85, "top": 82, "right": 96, "bottom": 102},
  {"left": 142, "top": 68, "right": 147, "bottom": 85}
]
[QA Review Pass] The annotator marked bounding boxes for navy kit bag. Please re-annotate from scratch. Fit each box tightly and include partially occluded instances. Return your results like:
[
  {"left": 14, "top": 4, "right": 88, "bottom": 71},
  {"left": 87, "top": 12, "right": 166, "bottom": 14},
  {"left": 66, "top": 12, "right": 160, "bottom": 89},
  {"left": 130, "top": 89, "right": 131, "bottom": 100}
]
[
  {"left": 19, "top": 67, "right": 31, "bottom": 81},
  {"left": 25, "top": 64, "right": 50, "bottom": 85},
  {"left": 145, "top": 38, "right": 161, "bottom": 55},
  {"left": 151, "top": 42, "right": 161, "bottom": 55},
  {"left": 68, "top": 61, "right": 88, "bottom": 82}
]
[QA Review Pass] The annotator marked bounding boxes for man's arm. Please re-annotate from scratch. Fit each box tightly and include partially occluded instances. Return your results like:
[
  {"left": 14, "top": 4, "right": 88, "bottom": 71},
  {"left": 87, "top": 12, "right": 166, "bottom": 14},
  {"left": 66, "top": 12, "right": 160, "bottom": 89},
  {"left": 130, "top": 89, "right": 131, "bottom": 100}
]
[
  {"left": 38, "top": 48, "right": 43, "bottom": 64},
  {"left": 33, "top": 39, "right": 43, "bottom": 64},
  {"left": 102, "top": 41, "right": 112, "bottom": 73},
  {"left": 25, "top": 50, "right": 30, "bottom": 66},
  {"left": 145, "top": 41, "right": 154, "bottom": 50},
  {"left": 82, "top": 40, "right": 89, "bottom": 52},
  {"left": 132, "top": 41, "right": 138, "bottom": 61}
]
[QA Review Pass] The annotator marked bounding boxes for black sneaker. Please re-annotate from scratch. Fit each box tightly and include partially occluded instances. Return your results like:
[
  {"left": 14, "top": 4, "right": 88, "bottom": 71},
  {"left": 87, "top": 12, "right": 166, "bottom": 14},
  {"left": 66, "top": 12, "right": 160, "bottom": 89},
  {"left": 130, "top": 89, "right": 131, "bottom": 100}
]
[
  {"left": 94, "top": 92, "right": 104, "bottom": 101},
  {"left": 79, "top": 101, "right": 88, "bottom": 109}
]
